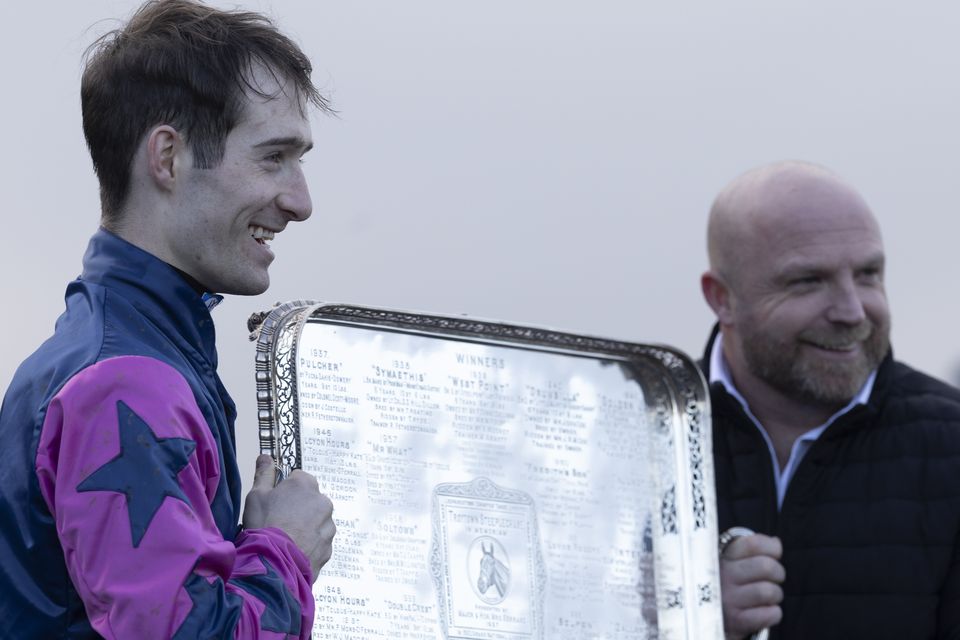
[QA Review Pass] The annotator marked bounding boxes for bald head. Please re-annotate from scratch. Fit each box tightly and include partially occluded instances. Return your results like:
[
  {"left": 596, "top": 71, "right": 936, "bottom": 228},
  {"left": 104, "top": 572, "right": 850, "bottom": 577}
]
[
  {"left": 701, "top": 160, "right": 890, "bottom": 415},
  {"left": 707, "top": 161, "right": 882, "bottom": 289}
]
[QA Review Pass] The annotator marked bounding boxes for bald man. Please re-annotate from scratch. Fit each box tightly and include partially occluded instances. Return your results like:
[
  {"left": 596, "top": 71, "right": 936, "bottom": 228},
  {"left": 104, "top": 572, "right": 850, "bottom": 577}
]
[{"left": 700, "top": 162, "right": 960, "bottom": 639}]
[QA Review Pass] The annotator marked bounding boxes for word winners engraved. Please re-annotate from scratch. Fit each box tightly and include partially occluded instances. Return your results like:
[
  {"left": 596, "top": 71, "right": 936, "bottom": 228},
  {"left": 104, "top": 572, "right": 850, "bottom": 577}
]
[{"left": 249, "top": 303, "right": 723, "bottom": 640}]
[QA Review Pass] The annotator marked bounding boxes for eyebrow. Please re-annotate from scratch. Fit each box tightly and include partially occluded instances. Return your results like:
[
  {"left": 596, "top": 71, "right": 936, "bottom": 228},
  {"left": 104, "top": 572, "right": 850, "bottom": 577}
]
[
  {"left": 253, "top": 136, "right": 313, "bottom": 153},
  {"left": 778, "top": 252, "right": 885, "bottom": 279}
]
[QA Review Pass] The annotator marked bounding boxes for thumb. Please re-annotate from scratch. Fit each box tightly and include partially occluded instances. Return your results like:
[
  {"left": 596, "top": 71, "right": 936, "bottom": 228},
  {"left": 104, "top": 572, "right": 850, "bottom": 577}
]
[{"left": 252, "top": 454, "right": 277, "bottom": 490}]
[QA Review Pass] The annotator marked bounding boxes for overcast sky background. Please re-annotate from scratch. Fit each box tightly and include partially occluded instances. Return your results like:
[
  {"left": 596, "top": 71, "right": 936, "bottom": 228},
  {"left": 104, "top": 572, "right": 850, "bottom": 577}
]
[{"left": 4, "top": 0, "right": 960, "bottom": 490}]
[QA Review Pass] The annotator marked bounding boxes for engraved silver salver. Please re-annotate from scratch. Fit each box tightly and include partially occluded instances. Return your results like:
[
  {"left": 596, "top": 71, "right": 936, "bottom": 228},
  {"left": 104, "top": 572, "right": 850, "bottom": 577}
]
[{"left": 248, "top": 302, "right": 723, "bottom": 639}]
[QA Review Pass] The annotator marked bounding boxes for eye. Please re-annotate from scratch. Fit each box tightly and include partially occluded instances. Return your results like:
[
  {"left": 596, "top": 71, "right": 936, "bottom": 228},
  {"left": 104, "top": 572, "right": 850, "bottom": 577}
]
[
  {"left": 789, "top": 275, "right": 822, "bottom": 287},
  {"left": 264, "top": 152, "right": 283, "bottom": 164},
  {"left": 857, "top": 266, "right": 883, "bottom": 283}
]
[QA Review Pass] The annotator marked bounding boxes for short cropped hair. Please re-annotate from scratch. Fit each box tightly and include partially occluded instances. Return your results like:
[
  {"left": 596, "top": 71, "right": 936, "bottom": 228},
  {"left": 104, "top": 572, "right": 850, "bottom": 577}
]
[{"left": 81, "top": 0, "right": 331, "bottom": 224}]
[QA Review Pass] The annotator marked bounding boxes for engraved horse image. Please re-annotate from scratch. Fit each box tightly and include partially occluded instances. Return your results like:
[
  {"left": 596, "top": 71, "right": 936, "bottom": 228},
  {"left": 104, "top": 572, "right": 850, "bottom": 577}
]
[{"left": 477, "top": 541, "right": 510, "bottom": 598}]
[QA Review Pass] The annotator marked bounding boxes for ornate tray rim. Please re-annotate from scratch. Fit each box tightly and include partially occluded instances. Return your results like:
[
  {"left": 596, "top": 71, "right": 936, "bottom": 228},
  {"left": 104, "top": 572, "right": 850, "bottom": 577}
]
[{"left": 248, "top": 301, "right": 722, "bottom": 639}]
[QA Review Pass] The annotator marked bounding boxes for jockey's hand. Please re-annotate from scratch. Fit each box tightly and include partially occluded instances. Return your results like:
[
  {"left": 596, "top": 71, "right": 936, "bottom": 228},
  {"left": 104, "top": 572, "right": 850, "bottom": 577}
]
[{"left": 242, "top": 455, "right": 336, "bottom": 582}]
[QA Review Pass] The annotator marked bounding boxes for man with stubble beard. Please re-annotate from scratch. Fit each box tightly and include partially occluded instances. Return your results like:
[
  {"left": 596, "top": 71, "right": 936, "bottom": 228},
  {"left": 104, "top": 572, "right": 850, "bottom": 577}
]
[{"left": 700, "top": 161, "right": 960, "bottom": 639}]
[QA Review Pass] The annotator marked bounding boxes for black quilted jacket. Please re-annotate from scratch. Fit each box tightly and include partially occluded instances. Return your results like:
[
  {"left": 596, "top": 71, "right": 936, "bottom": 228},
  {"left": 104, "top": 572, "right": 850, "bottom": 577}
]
[{"left": 704, "top": 330, "right": 960, "bottom": 640}]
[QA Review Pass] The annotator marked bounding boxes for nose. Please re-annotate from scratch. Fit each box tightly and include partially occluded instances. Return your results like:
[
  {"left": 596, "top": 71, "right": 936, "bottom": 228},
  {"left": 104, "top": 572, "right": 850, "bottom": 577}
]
[
  {"left": 276, "top": 166, "right": 313, "bottom": 222},
  {"left": 825, "top": 275, "right": 867, "bottom": 325}
]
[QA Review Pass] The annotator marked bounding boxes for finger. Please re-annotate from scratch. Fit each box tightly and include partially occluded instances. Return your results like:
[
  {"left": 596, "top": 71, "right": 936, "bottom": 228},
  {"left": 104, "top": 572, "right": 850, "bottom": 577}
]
[
  {"left": 316, "top": 493, "right": 334, "bottom": 517},
  {"left": 318, "top": 542, "right": 333, "bottom": 568},
  {"left": 314, "top": 534, "right": 335, "bottom": 568},
  {"left": 723, "top": 579, "right": 784, "bottom": 609},
  {"left": 286, "top": 469, "right": 320, "bottom": 490},
  {"left": 308, "top": 527, "right": 336, "bottom": 576},
  {"left": 723, "top": 534, "right": 782, "bottom": 561},
  {"left": 727, "top": 604, "right": 782, "bottom": 635},
  {"left": 319, "top": 517, "right": 337, "bottom": 541},
  {"left": 723, "top": 555, "right": 786, "bottom": 585},
  {"left": 251, "top": 454, "right": 276, "bottom": 491}
]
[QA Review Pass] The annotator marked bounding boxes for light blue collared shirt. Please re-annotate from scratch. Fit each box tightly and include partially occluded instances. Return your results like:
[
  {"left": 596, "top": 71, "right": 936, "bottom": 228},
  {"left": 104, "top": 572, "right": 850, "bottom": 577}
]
[{"left": 709, "top": 334, "right": 876, "bottom": 508}]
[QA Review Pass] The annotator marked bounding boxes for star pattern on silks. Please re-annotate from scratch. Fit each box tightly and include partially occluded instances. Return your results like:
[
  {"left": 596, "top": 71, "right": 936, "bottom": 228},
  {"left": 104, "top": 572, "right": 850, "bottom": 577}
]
[
  {"left": 77, "top": 400, "right": 196, "bottom": 548},
  {"left": 172, "top": 572, "right": 242, "bottom": 640},
  {"left": 230, "top": 556, "right": 302, "bottom": 637}
]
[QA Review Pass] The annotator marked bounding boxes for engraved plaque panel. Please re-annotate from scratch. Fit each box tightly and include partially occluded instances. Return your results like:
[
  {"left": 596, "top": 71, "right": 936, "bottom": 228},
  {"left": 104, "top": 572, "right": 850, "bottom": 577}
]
[{"left": 249, "top": 302, "right": 723, "bottom": 639}]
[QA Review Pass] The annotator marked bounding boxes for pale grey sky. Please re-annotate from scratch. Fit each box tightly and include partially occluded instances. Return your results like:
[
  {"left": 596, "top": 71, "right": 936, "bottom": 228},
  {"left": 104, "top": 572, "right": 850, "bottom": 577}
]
[{"left": 3, "top": 0, "right": 959, "bottom": 488}]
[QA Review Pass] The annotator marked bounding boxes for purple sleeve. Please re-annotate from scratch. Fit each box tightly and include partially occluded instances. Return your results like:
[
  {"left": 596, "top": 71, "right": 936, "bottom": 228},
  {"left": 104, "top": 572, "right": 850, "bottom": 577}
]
[{"left": 34, "top": 356, "right": 315, "bottom": 639}]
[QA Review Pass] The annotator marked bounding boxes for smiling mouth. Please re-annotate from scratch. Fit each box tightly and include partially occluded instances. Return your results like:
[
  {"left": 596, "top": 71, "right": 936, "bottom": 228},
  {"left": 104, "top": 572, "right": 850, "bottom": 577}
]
[
  {"left": 800, "top": 324, "right": 873, "bottom": 355},
  {"left": 810, "top": 343, "right": 857, "bottom": 352},
  {"left": 250, "top": 225, "right": 276, "bottom": 246},
  {"left": 801, "top": 339, "right": 863, "bottom": 355}
]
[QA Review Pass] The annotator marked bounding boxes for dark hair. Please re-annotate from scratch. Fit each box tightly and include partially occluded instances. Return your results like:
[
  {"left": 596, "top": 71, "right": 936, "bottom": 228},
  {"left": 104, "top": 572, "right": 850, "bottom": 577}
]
[{"left": 81, "top": 0, "right": 331, "bottom": 223}]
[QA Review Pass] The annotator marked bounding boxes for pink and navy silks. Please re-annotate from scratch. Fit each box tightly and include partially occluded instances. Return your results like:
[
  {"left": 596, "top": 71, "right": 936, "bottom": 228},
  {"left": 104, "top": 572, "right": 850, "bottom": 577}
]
[{"left": 0, "top": 229, "right": 314, "bottom": 638}]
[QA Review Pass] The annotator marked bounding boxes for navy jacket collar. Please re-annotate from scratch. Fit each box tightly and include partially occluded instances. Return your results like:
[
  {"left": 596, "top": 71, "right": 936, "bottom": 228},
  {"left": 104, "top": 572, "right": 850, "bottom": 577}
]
[{"left": 79, "top": 228, "right": 221, "bottom": 368}]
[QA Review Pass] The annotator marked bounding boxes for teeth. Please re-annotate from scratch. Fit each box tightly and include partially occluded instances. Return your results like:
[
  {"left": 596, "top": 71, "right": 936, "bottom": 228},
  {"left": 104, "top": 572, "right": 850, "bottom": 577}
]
[
  {"left": 249, "top": 225, "right": 276, "bottom": 242},
  {"left": 815, "top": 344, "right": 854, "bottom": 351}
]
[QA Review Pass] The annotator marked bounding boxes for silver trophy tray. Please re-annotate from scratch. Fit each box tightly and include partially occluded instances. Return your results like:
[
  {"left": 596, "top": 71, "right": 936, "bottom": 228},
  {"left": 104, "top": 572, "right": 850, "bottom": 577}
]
[{"left": 248, "top": 302, "right": 722, "bottom": 640}]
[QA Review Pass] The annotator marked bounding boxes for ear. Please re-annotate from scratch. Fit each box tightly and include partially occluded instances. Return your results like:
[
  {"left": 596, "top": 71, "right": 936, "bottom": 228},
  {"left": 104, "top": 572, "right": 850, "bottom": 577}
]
[
  {"left": 145, "top": 125, "right": 186, "bottom": 192},
  {"left": 701, "top": 270, "right": 736, "bottom": 326}
]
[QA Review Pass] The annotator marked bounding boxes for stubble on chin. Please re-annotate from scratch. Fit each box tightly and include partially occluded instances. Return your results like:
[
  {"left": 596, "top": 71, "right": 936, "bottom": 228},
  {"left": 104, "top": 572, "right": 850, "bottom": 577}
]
[{"left": 742, "top": 322, "right": 889, "bottom": 409}]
